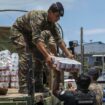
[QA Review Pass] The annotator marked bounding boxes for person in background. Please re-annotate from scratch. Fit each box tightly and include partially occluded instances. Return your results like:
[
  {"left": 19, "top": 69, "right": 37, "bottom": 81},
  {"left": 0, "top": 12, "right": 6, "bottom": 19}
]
[
  {"left": 10, "top": 2, "right": 73, "bottom": 94},
  {"left": 88, "top": 68, "right": 103, "bottom": 105},
  {"left": 53, "top": 71, "right": 96, "bottom": 105}
]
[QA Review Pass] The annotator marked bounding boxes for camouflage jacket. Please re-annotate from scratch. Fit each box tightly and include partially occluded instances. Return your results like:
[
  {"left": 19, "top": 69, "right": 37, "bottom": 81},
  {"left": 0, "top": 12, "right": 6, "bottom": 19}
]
[
  {"left": 89, "top": 83, "right": 103, "bottom": 105},
  {"left": 12, "top": 10, "right": 62, "bottom": 46}
]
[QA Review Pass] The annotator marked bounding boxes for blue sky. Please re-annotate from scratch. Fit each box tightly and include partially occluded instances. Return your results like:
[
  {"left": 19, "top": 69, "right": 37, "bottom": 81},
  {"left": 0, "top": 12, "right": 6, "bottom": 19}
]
[{"left": 0, "top": 0, "right": 105, "bottom": 46}]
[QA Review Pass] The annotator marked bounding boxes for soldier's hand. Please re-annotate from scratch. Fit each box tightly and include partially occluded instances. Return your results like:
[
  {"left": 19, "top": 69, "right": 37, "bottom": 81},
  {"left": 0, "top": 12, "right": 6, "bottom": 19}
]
[
  {"left": 67, "top": 53, "right": 74, "bottom": 59},
  {"left": 45, "top": 55, "right": 53, "bottom": 67}
]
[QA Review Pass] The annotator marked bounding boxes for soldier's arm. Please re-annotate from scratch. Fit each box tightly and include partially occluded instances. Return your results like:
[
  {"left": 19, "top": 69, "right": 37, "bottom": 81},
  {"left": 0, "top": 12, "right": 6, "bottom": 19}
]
[
  {"left": 30, "top": 12, "right": 53, "bottom": 65},
  {"left": 52, "top": 70, "right": 66, "bottom": 101},
  {"left": 52, "top": 24, "right": 73, "bottom": 59},
  {"left": 59, "top": 41, "right": 74, "bottom": 59},
  {"left": 52, "top": 70, "right": 74, "bottom": 101},
  {"left": 36, "top": 41, "right": 49, "bottom": 58},
  {"left": 36, "top": 41, "right": 53, "bottom": 66},
  {"left": 53, "top": 70, "right": 61, "bottom": 96}
]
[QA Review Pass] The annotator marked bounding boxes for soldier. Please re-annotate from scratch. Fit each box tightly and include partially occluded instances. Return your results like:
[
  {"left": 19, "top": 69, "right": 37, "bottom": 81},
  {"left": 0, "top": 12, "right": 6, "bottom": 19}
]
[
  {"left": 88, "top": 68, "right": 103, "bottom": 105},
  {"left": 11, "top": 2, "right": 73, "bottom": 93},
  {"left": 10, "top": 2, "right": 74, "bottom": 94}
]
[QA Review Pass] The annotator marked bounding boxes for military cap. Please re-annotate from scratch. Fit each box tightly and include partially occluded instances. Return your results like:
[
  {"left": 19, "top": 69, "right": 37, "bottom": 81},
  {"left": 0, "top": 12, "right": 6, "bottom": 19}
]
[
  {"left": 48, "top": 2, "right": 64, "bottom": 16},
  {"left": 56, "top": 2, "right": 64, "bottom": 16}
]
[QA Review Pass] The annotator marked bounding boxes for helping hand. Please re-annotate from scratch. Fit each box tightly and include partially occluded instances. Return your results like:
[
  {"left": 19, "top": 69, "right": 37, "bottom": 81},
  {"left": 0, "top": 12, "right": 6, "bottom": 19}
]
[
  {"left": 45, "top": 55, "right": 56, "bottom": 68},
  {"left": 45, "top": 55, "right": 52, "bottom": 66},
  {"left": 67, "top": 53, "right": 74, "bottom": 59}
]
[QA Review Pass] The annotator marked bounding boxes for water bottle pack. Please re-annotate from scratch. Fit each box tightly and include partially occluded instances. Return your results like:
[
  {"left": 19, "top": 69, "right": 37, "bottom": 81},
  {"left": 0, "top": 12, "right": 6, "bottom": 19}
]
[
  {"left": 0, "top": 50, "right": 11, "bottom": 89},
  {"left": 52, "top": 56, "right": 81, "bottom": 72},
  {"left": 0, "top": 50, "right": 19, "bottom": 89},
  {"left": 10, "top": 53, "right": 19, "bottom": 88}
]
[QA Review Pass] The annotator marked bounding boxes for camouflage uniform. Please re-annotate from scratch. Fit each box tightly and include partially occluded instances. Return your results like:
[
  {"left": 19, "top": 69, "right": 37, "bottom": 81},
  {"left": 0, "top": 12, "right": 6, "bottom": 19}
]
[
  {"left": 10, "top": 10, "right": 62, "bottom": 93},
  {"left": 89, "top": 83, "right": 103, "bottom": 105}
]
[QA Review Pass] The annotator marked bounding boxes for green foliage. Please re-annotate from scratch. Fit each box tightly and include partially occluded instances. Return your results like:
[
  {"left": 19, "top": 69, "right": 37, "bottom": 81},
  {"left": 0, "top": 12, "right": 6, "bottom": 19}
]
[{"left": 0, "top": 27, "right": 16, "bottom": 52}]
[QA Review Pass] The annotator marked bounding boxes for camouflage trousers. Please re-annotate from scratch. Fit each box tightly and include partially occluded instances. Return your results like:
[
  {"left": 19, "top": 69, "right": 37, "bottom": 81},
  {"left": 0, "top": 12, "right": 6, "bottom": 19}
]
[
  {"left": 18, "top": 51, "right": 44, "bottom": 93},
  {"left": 10, "top": 27, "right": 57, "bottom": 93}
]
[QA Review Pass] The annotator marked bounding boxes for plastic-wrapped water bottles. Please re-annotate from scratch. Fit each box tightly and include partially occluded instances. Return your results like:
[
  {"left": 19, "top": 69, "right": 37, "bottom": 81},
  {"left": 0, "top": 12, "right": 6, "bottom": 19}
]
[
  {"left": 9, "top": 53, "right": 19, "bottom": 88},
  {"left": 0, "top": 50, "right": 19, "bottom": 89},
  {"left": 0, "top": 50, "right": 10, "bottom": 89},
  {"left": 52, "top": 57, "right": 81, "bottom": 72},
  {"left": 0, "top": 70, "right": 9, "bottom": 88}
]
